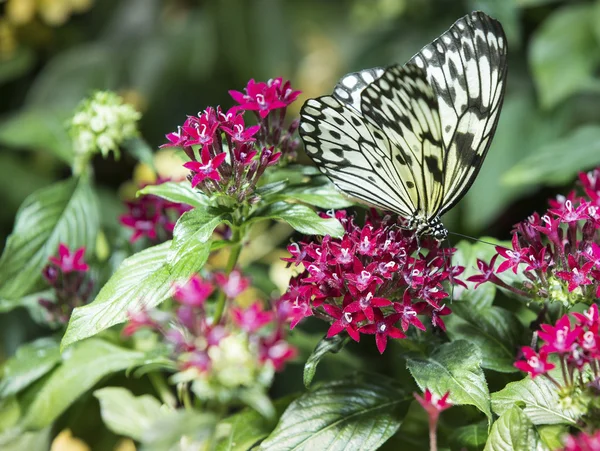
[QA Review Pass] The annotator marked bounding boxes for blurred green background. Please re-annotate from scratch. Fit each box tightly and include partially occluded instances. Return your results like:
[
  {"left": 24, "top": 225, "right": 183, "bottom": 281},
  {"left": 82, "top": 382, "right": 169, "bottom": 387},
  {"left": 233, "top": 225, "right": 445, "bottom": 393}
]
[{"left": 1, "top": 0, "right": 600, "bottom": 347}]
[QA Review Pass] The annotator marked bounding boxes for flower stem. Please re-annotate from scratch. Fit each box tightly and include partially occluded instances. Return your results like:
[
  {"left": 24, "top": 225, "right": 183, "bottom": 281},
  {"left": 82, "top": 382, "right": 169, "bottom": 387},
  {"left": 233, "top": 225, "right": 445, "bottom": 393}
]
[
  {"left": 148, "top": 372, "right": 177, "bottom": 409},
  {"left": 213, "top": 227, "right": 243, "bottom": 324},
  {"left": 429, "top": 415, "right": 438, "bottom": 451}
]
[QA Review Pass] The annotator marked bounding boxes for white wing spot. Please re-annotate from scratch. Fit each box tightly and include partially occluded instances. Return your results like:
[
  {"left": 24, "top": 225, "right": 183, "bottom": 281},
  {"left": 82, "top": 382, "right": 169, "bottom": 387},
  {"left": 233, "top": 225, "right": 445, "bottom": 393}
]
[
  {"left": 343, "top": 75, "right": 358, "bottom": 88},
  {"left": 302, "top": 123, "right": 316, "bottom": 133},
  {"left": 422, "top": 48, "right": 433, "bottom": 59},
  {"left": 303, "top": 106, "right": 320, "bottom": 116}
]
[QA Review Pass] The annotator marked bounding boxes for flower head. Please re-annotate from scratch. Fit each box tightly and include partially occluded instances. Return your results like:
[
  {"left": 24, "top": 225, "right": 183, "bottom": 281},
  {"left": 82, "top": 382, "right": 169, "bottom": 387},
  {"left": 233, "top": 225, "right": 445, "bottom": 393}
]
[
  {"left": 173, "top": 275, "right": 214, "bottom": 307},
  {"left": 48, "top": 244, "right": 89, "bottom": 273}
]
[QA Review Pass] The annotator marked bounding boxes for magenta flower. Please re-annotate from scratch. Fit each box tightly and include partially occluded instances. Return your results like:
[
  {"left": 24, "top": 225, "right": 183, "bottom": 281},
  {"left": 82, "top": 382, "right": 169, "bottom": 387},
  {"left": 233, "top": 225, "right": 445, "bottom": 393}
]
[
  {"left": 173, "top": 275, "right": 214, "bottom": 307},
  {"left": 514, "top": 346, "right": 556, "bottom": 378},
  {"left": 49, "top": 244, "right": 89, "bottom": 273},
  {"left": 414, "top": 389, "right": 452, "bottom": 417},
  {"left": 259, "top": 332, "right": 298, "bottom": 371},
  {"left": 394, "top": 300, "right": 426, "bottom": 332},
  {"left": 538, "top": 315, "right": 580, "bottom": 354},
  {"left": 359, "top": 309, "right": 405, "bottom": 354},
  {"left": 562, "top": 430, "right": 600, "bottom": 451},
  {"left": 344, "top": 283, "right": 391, "bottom": 322},
  {"left": 573, "top": 303, "right": 599, "bottom": 328},
  {"left": 323, "top": 304, "right": 366, "bottom": 342},
  {"left": 123, "top": 309, "right": 159, "bottom": 337},
  {"left": 346, "top": 259, "right": 383, "bottom": 292},
  {"left": 221, "top": 114, "right": 260, "bottom": 143},
  {"left": 214, "top": 270, "right": 250, "bottom": 299},
  {"left": 496, "top": 234, "right": 529, "bottom": 274},
  {"left": 183, "top": 147, "right": 227, "bottom": 188},
  {"left": 548, "top": 199, "right": 589, "bottom": 223},
  {"left": 229, "top": 79, "right": 289, "bottom": 118},
  {"left": 556, "top": 255, "right": 594, "bottom": 292},
  {"left": 231, "top": 302, "right": 274, "bottom": 333}
]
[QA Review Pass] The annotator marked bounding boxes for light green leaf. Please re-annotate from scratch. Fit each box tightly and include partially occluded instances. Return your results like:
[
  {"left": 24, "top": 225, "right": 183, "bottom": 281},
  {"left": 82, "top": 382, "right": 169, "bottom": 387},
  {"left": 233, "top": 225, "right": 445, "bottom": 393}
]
[
  {"left": 141, "top": 410, "right": 217, "bottom": 451},
  {"left": 215, "top": 395, "right": 296, "bottom": 451},
  {"left": 303, "top": 334, "right": 350, "bottom": 388},
  {"left": 62, "top": 238, "right": 211, "bottom": 348},
  {"left": 503, "top": 126, "right": 600, "bottom": 188},
  {"left": 21, "top": 339, "right": 143, "bottom": 430},
  {"left": 0, "top": 177, "right": 99, "bottom": 301},
  {"left": 138, "top": 181, "right": 208, "bottom": 209},
  {"left": 484, "top": 407, "right": 546, "bottom": 451},
  {"left": 259, "top": 378, "right": 410, "bottom": 451},
  {"left": 94, "top": 387, "right": 166, "bottom": 441},
  {"left": 0, "top": 396, "right": 20, "bottom": 432},
  {"left": 0, "top": 108, "right": 73, "bottom": 163},
  {"left": 0, "top": 427, "right": 50, "bottom": 451},
  {"left": 250, "top": 202, "right": 344, "bottom": 237},
  {"left": 529, "top": 3, "right": 600, "bottom": 109},
  {"left": 269, "top": 177, "right": 354, "bottom": 210},
  {"left": 450, "top": 422, "right": 489, "bottom": 450},
  {"left": 537, "top": 424, "right": 568, "bottom": 450},
  {"left": 0, "top": 338, "right": 61, "bottom": 397},
  {"left": 406, "top": 340, "right": 492, "bottom": 424},
  {"left": 491, "top": 375, "right": 579, "bottom": 425},
  {"left": 446, "top": 302, "right": 524, "bottom": 373},
  {"left": 168, "top": 207, "right": 226, "bottom": 263}
]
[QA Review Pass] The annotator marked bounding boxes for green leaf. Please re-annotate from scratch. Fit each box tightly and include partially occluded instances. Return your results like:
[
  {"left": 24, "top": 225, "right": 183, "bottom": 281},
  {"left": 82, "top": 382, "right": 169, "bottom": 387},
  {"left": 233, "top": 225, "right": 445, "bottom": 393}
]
[
  {"left": 0, "top": 427, "right": 50, "bottom": 451},
  {"left": 269, "top": 177, "right": 354, "bottom": 210},
  {"left": 0, "top": 108, "right": 73, "bottom": 163},
  {"left": 446, "top": 301, "right": 524, "bottom": 373},
  {"left": 94, "top": 387, "right": 166, "bottom": 441},
  {"left": 503, "top": 126, "right": 600, "bottom": 188},
  {"left": 250, "top": 202, "right": 344, "bottom": 237},
  {"left": 0, "top": 338, "right": 61, "bottom": 397},
  {"left": 0, "top": 48, "right": 35, "bottom": 85},
  {"left": 537, "top": 424, "right": 568, "bottom": 450},
  {"left": 484, "top": 407, "right": 545, "bottom": 451},
  {"left": 20, "top": 338, "right": 143, "bottom": 430},
  {"left": 62, "top": 238, "right": 211, "bottom": 348},
  {"left": 0, "top": 396, "right": 20, "bottom": 432},
  {"left": 406, "top": 340, "right": 492, "bottom": 424},
  {"left": 258, "top": 378, "right": 411, "bottom": 450},
  {"left": 491, "top": 375, "right": 578, "bottom": 425},
  {"left": 529, "top": 3, "right": 600, "bottom": 109},
  {"left": 303, "top": 334, "right": 350, "bottom": 388},
  {"left": 168, "top": 207, "right": 226, "bottom": 263},
  {"left": 0, "top": 177, "right": 99, "bottom": 301},
  {"left": 138, "top": 181, "right": 208, "bottom": 209},
  {"left": 215, "top": 395, "right": 297, "bottom": 451},
  {"left": 450, "top": 422, "right": 489, "bottom": 450},
  {"left": 140, "top": 410, "right": 217, "bottom": 451},
  {"left": 123, "top": 137, "right": 155, "bottom": 169}
]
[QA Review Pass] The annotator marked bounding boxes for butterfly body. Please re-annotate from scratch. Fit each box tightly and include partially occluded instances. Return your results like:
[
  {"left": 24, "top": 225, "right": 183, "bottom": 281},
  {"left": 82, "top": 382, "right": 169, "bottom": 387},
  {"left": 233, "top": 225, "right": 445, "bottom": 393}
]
[{"left": 299, "top": 12, "right": 507, "bottom": 241}]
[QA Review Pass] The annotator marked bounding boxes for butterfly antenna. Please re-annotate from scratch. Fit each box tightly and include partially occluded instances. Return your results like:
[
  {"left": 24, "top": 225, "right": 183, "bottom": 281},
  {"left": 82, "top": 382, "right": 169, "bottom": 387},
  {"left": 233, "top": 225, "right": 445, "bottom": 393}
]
[
  {"left": 447, "top": 231, "right": 511, "bottom": 252},
  {"left": 445, "top": 234, "right": 455, "bottom": 303}
]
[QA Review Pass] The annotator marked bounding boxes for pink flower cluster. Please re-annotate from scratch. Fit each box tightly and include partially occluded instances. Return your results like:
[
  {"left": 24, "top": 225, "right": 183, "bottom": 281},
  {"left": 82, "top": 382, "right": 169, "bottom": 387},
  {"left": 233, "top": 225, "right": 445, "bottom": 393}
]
[
  {"left": 40, "top": 243, "right": 92, "bottom": 325},
  {"left": 163, "top": 78, "right": 301, "bottom": 202},
  {"left": 469, "top": 168, "right": 600, "bottom": 305},
  {"left": 277, "top": 210, "right": 464, "bottom": 354},
  {"left": 124, "top": 270, "right": 297, "bottom": 374},
  {"left": 561, "top": 429, "right": 600, "bottom": 451},
  {"left": 120, "top": 178, "right": 191, "bottom": 243},
  {"left": 514, "top": 304, "right": 600, "bottom": 389}
]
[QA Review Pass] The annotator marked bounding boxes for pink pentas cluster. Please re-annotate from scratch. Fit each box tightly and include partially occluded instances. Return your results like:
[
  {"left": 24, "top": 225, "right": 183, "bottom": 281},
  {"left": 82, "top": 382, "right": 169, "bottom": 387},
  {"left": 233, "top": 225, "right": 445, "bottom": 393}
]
[
  {"left": 40, "top": 243, "right": 92, "bottom": 325},
  {"left": 276, "top": 210, "right": 464, "bottom": 354},
  {"left": 561, "top": 430, "right": 600, "bottom": 451},
  {"left": 468, "top": 167, "right": 600, "bottom": 306},
  {"left": 514, "top": 304, "right": 600, "bottom": 391},
  {"left": 124, "top": 270, "right": 297, "bottom": 374},
  {"left": 163, "top": 78, "right": 301, "bottom": 203},
  {"left": 120, "top": 178, "right": 191, "bottom": 244}
]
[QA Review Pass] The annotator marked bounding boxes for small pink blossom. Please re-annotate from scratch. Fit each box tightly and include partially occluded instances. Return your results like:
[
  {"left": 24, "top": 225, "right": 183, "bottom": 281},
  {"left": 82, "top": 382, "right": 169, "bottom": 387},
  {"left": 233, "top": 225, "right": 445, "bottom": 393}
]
[
  {"left": 173, "top": 275, "right": 214, "bottom": 307},
  {"left": 183, "top": 147, "right": 227, "bottom": 188},
  {"left": 49, "top": 244, "right": 89, "bottom": 273},
  {"left": 231, "top": 302, "right": 274, "bottom": 333},
  {"left": 214, "top": 270, "right": 250, "bottom": 298}
]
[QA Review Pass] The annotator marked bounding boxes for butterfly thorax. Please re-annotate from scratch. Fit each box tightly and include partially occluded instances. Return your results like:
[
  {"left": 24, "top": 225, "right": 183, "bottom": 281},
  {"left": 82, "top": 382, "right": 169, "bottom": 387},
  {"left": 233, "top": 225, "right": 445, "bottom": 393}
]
[{"left": 409, "top": 216, "right": 448, "bottom": 242}]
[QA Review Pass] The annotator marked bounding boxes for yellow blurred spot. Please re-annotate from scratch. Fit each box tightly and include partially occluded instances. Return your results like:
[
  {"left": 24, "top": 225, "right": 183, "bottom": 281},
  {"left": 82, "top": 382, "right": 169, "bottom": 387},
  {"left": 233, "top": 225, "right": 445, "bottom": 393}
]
[
  {"left": 6, "top": 0, "right": 36, "bottom": 25},
  {"left": 0, "top": 20, "right": 17, "bottom": 59},
  {"left": 50, "top": 429, "right": 90, "bottom": 451},
  {"left": 234, "top": 287, "right": 263, "bottom": 308},
  {"left": 268, "top": 250, "right": 303, "bottom": 295},
  {"left": 39, "top": 0, "right": 72, "bottom": 26},
  {"left": 133, "top": 163, "right": 157, "bottom": 186},
  {"left": 95, "top": 230, "right": 110, "bottom": 262},
  {"left": 120, "top": 89, "right": 148, "bottom": 114},
  {"left": 6, "top": 0, "right": 94, "bottom": 27},
  {"left": 114, "top": 438, "right": 136, "bottom": 451},
  {"left": 153, "top": 149, "right": 189, "bottom": 180}
]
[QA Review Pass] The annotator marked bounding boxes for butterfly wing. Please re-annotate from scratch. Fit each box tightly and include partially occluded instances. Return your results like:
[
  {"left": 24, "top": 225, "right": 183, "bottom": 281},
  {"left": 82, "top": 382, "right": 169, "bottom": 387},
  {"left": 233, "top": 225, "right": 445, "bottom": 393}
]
[
  {"left": 300, "top": 67, "right": 433, "bottom": 218},
  {"left": 409, "top": 11, "right": 508, "bottom": 217}
]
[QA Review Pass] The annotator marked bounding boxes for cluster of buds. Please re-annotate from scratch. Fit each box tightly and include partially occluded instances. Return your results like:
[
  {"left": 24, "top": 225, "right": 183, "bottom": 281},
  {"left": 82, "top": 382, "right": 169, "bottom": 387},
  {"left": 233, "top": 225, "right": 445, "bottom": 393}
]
[
  {"left": 69, "top": 91, "right": 140, "bottom": 160},
  {"left": 39, "top": 244, "right": 92, "bottom": 325},
  {"left": 124, "top": 271, "right": 297, "bottom": 399},
  {"left": 469, "top": 168, "right": 600, "bottom": 307},
  {"left": 514, "top": 304, "right": 600, "bottom": 421},
  {"left": 120, "top": 178, "right": 191, "bottom": 244},
  {"left": 277, "top": 210, "right": 464, "bottom": 354},
  {"left": 162, "top": 78, "right": 301, "bottom": 204}
]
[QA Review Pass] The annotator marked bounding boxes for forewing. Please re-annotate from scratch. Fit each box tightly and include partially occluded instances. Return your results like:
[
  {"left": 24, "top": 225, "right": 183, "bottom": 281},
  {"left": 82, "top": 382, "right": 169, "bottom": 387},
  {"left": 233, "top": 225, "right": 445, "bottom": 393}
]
[
  {"left": 360, "top": 63, "right": 444, "bottom": 218},
  {"left": 409, "top": 11, "right": 508, "bottom": 216},
  {"left": 299, "top": 95, "right": 418, "bottom": 217},
  {"left": 332, "top": 67, "right": 384, "bottom": 112}
]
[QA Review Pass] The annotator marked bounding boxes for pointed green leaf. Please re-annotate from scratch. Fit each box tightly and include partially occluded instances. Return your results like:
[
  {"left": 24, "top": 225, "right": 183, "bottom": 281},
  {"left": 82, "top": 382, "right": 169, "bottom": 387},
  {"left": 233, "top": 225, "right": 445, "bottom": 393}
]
[
  {"left": 94, "top": 387, "right": 166, "bottom": 441},
  {"left": 491, "top": 375, "right": 578, "bottom": 425},
  {"left": 250, "top": 202, "right": 344, "bottom": 237},
  {"left": 0, "top": 338, "right": 61, "bottom": 397},
  {"left": 0, "top": 177, "right": 99, "bottom": 300},
  {"left": 168, "top": 207, "right": 225, "bottom": 262},
  {"left": 484, "top": 407, "right": 545, "bottom": 451},
  {"left": 303, "top": 334, "right": 350, "bottom": 388},
  {"left": 270, "top": 177, "right": 353, "bottom": 210},
  {"left": 21, "top": 339, "right": 143, "bottom": 430},
  {"left": 141, "top": 410, "right": 217, "bottom": 451},
  {"left": 138, "top": 181, "right": 208, "bottom": 209},
  {"left": 259, "top": 378, "right": 411, "bottom": 450},
  {"left": 406, "top": 340, "right": 492, "bottom": 423},
  {"left": 450, "top": 422, "right": 489, "bottom": 450}
]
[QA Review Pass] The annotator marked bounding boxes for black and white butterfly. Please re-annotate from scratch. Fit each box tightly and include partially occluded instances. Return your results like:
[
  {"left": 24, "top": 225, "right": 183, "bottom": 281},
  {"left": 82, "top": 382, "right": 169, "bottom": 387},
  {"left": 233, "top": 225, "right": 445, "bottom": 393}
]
[{"left": 299, "top": 11, "right": 507, "bottom": 241}]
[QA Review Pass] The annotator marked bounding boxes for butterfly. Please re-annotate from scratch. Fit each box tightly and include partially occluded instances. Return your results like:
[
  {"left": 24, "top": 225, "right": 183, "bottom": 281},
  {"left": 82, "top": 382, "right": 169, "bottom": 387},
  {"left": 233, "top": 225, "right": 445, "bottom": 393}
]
[{"left": 299, "top": 11, "right": 507, "bottom": 242}]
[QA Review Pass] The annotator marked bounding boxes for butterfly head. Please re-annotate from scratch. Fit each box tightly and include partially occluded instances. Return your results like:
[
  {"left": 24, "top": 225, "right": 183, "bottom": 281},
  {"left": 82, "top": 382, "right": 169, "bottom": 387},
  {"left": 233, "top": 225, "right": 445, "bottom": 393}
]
[{"left": 417, "top": 217, "right": 448, "bottom": 242}]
